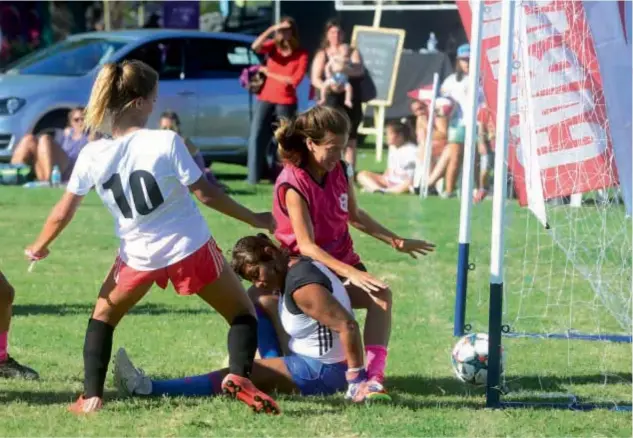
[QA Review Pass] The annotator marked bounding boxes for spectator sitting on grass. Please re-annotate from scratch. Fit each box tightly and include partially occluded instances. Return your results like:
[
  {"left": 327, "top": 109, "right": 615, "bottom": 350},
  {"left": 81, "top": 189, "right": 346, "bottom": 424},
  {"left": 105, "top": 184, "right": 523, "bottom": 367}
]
[
  {"left": 356, "top": 120, "right": 418, "bottom": 194},
  {"left": 11, "top": 107, "right": 90, "bottom": 182}
]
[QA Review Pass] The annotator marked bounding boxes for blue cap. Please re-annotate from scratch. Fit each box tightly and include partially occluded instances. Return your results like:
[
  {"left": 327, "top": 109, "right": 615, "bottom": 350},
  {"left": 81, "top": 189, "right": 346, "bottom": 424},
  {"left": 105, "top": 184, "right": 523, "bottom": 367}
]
[{"left": 457, "top": 43, "right": 470, "bottom": 59}]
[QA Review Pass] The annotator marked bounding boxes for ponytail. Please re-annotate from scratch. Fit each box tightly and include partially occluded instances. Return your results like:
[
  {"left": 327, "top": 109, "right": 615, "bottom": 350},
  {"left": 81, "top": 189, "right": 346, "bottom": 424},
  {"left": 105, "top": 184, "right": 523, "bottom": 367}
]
[
  {"left": 85, "top": 60, "right": 158, "bottom": 133},
  {"left": 275, "top": 117, "right": 310, "bottom": 167},
  {"left": 85, "top": 63, "right": 118, "bottom": 133}
]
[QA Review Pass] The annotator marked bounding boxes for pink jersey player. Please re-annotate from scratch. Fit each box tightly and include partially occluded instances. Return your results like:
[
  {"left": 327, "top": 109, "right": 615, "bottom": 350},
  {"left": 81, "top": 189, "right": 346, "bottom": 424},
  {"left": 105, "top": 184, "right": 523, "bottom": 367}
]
[{"left": 248, "top": 106, "right": 435, "bottom": 401}]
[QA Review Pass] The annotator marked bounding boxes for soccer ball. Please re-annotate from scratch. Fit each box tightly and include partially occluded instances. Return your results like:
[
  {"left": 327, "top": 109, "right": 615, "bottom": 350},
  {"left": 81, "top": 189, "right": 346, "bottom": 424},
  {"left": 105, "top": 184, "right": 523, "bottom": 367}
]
[{"left": 451, "top": 333, "right": 504, "bottom": 386}]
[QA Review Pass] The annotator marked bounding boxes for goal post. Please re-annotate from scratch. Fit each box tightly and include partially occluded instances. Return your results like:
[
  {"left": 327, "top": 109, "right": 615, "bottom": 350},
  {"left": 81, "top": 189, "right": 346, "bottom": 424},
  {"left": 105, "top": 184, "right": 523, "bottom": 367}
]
[{"left": 455, "top": 0, "right": 632, "bottom": 411}]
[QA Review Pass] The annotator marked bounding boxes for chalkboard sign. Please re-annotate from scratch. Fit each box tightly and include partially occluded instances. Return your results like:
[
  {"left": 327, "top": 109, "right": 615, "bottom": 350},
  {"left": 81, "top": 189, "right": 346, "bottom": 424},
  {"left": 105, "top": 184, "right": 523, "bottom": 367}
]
[{"left": 351, "top": 26, "right": 406, "bottom": 106}]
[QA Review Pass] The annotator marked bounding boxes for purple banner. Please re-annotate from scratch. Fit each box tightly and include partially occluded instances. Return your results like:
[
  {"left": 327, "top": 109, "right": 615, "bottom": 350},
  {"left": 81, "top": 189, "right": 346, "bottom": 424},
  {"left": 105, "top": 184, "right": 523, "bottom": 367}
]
[{"left": 162, "top": 1, "right": 200, "bottom": 30}]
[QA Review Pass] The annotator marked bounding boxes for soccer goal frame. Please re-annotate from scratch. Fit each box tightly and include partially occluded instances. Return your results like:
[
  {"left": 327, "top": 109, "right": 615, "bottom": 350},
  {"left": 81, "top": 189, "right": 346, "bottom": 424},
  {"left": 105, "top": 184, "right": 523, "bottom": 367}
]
[{"left": 454, "top": 0, "right": 632, "bottom": 412}]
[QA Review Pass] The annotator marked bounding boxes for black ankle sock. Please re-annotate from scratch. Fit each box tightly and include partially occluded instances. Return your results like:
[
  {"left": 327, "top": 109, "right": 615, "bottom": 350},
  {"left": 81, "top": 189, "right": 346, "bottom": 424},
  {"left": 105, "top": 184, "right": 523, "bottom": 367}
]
[
  {"left": 227, "top": 314, "right": 258, "bottom": 377},
  {"left": 83, "top": 318, "right": 114, "bottom": 398}
]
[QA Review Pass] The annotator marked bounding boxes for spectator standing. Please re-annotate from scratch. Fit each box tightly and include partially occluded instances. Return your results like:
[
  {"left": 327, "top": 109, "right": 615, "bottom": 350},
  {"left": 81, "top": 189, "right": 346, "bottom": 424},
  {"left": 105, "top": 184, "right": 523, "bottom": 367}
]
[
  {"left": 247, "top": 16, "right": 308, "bottom": 185},
  {"left": 311, "top": 19, "right": 366, "bottom": 173}
]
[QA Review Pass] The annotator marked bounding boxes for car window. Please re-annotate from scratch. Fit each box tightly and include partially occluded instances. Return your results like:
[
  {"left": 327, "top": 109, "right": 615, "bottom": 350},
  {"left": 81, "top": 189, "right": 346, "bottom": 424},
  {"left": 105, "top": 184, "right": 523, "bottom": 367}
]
[
  {"left": 122, "top": 39, "right": 185, "bottom": 80},
  {"left": 185, "top": 38, "right": 260, "bottom": 79},
  {"left": 4, "top": 38, "right": 125, "bottom": 76}
]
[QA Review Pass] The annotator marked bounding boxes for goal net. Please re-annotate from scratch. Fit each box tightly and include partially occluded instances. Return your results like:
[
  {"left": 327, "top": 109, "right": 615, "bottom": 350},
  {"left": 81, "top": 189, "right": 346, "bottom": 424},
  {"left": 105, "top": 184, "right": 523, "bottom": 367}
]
[{"left": 457, "top": 0, "right": 632, "bottom": 409}]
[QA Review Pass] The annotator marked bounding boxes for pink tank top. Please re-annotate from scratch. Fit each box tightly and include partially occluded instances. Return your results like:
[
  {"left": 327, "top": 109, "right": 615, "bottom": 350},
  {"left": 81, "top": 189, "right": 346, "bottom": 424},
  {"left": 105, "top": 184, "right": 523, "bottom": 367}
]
[{"left": 273, "top": 162, "right": 360, "bottom": 266}]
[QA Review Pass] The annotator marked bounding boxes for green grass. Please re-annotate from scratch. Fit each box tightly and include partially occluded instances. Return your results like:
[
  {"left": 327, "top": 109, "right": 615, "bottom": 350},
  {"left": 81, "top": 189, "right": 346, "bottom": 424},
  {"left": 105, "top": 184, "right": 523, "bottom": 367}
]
[{"left": 0, "top": 154, "right": 631, "bottom": 437}]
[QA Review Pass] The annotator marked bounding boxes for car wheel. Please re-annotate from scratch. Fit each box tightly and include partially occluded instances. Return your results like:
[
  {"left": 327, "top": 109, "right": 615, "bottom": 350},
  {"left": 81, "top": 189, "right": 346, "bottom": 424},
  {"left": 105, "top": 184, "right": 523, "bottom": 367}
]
[{"left": 33, "top": 110, "right": 70, "bottom": 136}]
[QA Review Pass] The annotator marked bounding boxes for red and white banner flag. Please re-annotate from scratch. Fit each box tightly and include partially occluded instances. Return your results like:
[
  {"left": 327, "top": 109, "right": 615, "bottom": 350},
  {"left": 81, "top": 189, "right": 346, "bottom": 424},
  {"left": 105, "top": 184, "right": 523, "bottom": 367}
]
[{"left": 457, "top": 0, "right": 632, "bottom": 222}]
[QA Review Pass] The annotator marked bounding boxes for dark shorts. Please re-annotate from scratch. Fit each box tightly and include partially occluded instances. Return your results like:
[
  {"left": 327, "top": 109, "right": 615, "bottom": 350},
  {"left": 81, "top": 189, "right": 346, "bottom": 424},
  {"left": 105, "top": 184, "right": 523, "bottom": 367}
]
[
  {"left": 323, "top": 92, "right": 363, "bottom": 141},
  {"left": 283, "top": 353, "right": 347, "bottom": 396}
]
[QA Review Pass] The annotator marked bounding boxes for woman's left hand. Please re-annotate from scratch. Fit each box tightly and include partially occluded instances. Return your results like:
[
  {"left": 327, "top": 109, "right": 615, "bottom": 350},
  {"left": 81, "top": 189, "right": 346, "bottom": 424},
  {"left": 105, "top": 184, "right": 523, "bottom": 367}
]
[
  {"left": 258, "top": 66, "right": 268, "bottom": 75},
  {"left": 24, "top": 245, "right": 49, "bottom": 261},
  {"left": 252, "top": 212, "right": 276, "bottom": 234},
  {"left": 391, "top": 237, "right": 436, "bottom": 259}
]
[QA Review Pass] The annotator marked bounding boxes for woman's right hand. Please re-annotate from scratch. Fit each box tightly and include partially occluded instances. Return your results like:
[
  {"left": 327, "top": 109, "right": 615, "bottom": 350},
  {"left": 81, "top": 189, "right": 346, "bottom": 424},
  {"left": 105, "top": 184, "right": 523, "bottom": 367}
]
[
  {"left": 274, "top": 21, "right": 292, "bottom": 32},
  {"left": 252, "top": 212, "right": 276, "bottom": 234},
  {"left": 344, "top": 268, "right": 388, "bottom": 294}
]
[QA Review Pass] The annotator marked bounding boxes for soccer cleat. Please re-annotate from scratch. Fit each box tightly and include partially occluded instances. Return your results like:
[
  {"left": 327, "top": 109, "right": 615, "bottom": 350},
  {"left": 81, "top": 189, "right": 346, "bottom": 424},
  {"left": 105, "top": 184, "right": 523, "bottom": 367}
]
[
  {"left": 364, "top": 379, "right": 392, "bottom": 403},
  {"left": 221, "top": 373, "right": 280, "bottom": 415},
  {"left": 68, "top": 395, "right": 103, "bottom": 414},
  {"left": 0, "top": 356, "right": 39, "bottom": 380},
  {"left": 112, "top": 348, "right": 152, "bottom": 396}
]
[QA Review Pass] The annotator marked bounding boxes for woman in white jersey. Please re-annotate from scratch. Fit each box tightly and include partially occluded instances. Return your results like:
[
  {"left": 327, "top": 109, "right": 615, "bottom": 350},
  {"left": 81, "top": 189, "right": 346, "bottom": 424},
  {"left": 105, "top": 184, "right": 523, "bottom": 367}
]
[
  {"left": 25, "top": 60, "right": 279, "bottom": 415},
  {"left": 113, "top": 234, "right": 387, "bottom": 402}
]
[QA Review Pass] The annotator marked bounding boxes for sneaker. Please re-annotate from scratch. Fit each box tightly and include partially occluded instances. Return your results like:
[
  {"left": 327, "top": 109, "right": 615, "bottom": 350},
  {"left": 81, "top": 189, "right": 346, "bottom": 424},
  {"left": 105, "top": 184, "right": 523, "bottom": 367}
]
[
  {"left": 0, "top": 356, "right": 39, "bottom": 380},
  {"left": 345, "top": 380, "right": 392, "bottom": 403},
  {"left": 113, "top": 348, "right": 152, "bottom": 396},
  {"left": 68, "top": 395, "right": 103, "bottom": 414},
  {"left": 365, "top": 379, "right": 392, "bottom": 403},
  {"left": 221, "top": 373, "right": 280, "bottom": 415},
  {"left": 439, "top": 191, "right": 457, "bottom": 199}
]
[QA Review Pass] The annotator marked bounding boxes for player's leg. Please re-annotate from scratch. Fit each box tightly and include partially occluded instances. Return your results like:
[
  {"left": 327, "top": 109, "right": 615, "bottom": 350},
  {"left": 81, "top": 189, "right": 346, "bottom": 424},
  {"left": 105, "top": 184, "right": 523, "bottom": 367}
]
[
  {"left": 10, "top": 134, "right": 38, "bottom": 166},
  {"left": 36, "top": 134, "right": 71, "bottom": 182},
  {"left": 0, "top": 271, "right": 38, "bottom": 379},
  {"left": 194, "top": 255, "right": 280, "bottom": 414},
  {"left": 356, "top": 170, "right": 388, "bottom": 193},
  {"left": 69, "top": 263, "right": 152, "bottom": 414},
  {"left": 114, "top": 347, "right": 298, "bottom": 400}
]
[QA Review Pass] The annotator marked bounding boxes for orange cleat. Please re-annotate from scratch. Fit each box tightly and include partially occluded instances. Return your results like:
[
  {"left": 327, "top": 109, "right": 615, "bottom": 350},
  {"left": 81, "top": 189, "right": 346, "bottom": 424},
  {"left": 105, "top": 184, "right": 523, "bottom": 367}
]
[
  {"left": 68, "top": 395, "right": 103, "bottom": 414},
  {"left": 221, "top": 373, "right": 280, "bottom": 415}
]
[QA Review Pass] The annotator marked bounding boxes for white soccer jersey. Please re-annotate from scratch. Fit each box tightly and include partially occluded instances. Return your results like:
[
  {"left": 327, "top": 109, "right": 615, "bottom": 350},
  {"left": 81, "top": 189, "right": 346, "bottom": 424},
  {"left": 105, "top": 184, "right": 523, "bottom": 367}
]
[
  {"left": 66, "top": 129, "right": 210, "bottom": 270},
  {"left": 279, "top": 258, "right": 353, "bottom": 364}
]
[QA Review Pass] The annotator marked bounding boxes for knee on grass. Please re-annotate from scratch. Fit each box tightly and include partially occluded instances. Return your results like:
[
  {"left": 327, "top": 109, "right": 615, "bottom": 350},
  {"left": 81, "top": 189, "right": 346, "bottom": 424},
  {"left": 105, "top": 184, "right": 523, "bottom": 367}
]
[{"left": 0, "top": 282, "right": 15, "bottom": 307}]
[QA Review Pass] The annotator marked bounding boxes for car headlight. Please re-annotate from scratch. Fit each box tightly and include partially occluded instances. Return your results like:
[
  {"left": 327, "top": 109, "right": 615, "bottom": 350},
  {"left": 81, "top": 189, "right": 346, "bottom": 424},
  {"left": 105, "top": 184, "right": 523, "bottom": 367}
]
[{"left": 0, "top": 97, "right": 26, "bottom": 115}]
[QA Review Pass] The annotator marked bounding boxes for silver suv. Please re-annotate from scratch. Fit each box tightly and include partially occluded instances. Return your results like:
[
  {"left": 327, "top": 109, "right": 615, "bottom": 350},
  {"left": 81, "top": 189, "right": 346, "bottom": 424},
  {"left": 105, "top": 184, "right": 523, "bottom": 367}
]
[{"left": 0, "top": 29, "right": 310, "bottom": 173}]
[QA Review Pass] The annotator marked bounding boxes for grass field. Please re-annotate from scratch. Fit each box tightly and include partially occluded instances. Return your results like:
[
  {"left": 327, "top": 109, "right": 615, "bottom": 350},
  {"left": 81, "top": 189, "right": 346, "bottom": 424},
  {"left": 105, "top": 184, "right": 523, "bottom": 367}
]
[{"left": 0, "top": 153, "right": 631, "bottom": 437}]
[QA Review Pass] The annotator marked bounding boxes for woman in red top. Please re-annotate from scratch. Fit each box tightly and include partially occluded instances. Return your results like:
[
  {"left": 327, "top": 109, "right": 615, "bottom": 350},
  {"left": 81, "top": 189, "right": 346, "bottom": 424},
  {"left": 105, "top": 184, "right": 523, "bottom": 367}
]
[
  {"left": 247, "top": 16, "right": 309, "bottom": 185},
  {"left": 251, "top": 106, "right": 435, "bottom": 398}
]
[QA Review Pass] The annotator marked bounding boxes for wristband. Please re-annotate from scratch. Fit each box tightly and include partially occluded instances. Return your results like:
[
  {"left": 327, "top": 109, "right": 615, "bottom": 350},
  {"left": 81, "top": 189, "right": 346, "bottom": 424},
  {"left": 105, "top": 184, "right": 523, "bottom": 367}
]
[{"left": 346, "top": 368, "right": 367, "bottom": 384}]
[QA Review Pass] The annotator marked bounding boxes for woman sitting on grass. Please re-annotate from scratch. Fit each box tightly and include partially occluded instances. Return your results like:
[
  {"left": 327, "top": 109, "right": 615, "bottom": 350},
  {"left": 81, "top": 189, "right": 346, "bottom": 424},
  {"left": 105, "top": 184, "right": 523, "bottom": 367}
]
[
  {"left": 356, "top": 119, "right": 418, "bottom": 194},
  {"left": 113, "top": 234, "right": 387, "bottom": 403}
]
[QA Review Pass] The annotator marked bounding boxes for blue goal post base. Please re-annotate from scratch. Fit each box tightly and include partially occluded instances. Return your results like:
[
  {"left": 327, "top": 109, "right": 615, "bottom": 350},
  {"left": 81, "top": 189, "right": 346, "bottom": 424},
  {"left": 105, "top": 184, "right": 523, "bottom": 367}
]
[
  {"left": 503, "top": 331, "right": 632, "bottom": 344},
  {"left": 498, "top": 401, "right": 632, "bottom": 412}
]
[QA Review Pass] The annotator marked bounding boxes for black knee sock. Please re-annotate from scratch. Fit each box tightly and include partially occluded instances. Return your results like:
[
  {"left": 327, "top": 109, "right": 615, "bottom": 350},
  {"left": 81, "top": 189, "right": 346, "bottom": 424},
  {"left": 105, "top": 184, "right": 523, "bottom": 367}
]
[
  {"left": 83, "top": 318, "right": 114, "bottom": 398},
  {"left": 227, "top": 314, "right": 258, "bottom": 377}
]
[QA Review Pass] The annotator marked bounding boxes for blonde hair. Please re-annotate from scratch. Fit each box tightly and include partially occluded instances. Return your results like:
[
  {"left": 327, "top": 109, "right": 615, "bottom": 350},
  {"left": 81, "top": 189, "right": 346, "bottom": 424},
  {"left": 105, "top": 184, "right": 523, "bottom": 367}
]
[
  {"left": 274, "top": 105, "right": 350, "bottom": 167},
  {"left": 85, "top": 60, "right": 158, "bottom": 132}
]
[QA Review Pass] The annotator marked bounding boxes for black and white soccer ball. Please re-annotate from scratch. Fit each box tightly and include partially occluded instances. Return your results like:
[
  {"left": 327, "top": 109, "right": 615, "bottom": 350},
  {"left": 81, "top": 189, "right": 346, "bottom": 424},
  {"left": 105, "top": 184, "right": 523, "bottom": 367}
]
[{"left": 451, "top": 333, "right": 504, "bottom": 386}]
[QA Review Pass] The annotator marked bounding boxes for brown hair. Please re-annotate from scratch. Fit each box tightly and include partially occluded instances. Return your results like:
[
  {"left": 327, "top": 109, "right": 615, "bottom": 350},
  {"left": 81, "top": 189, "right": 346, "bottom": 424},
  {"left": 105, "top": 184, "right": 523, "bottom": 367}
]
[
  {"left": 320, "top": 18, "right": 342, "bottom": 50},
  {"left": 230, "top": 234, "right": 285, "bottom": 280},
  {"left": 68, "top": 106, "right": 85, "bottom": 122},
  {"left": 276, "top": 16, "right": 300, "bottom": 51},
  {"left": 85, "top": 60, "right": 158, "bottom": 132},
  {"left": 386, "top": 119, "right": 413, "bottom": 143},
  {"left": 274, "top": 105, "right": 351, "bottom": 167}
]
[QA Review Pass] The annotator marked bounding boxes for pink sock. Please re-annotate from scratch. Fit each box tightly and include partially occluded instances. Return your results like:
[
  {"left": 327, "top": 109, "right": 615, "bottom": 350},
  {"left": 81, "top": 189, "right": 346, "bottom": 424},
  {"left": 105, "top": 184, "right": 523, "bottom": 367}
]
[
  {"left": 0, "top": 331, "right": 8, "bottom": 362},
  {"left": 365, "top": 344, "right": 388, "bottom": 384}
]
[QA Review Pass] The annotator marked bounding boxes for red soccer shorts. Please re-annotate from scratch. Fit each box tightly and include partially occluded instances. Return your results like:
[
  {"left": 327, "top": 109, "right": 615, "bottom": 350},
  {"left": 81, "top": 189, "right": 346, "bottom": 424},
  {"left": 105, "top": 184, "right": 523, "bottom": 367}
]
[{"left": 112, "top": 239, "right": 224, "bottom": 295}]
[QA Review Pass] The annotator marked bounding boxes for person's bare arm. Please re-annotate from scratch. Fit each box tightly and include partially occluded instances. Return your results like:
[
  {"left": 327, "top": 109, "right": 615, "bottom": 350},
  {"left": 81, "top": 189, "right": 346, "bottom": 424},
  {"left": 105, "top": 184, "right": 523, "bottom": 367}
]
[
  {"left": 348, "top": 176, "right": 435, "bottom": 256},
  {"left": 189, "top": 177, "right": 273, "bottom": 232},
  {"left": 251, "top": 25, "right": 277, "bottom": 52},
  {"left": 310, "top": 50, "right": 327, "bottom": 91},
  {"left": 293, "top": 283, "right": 363, "bottom": 369},
  {"left": 27, "top": 192, "right": 84, "bottom": 256},
  {"left": 286, "top": 188, "right": 357, "bottom": 278},
  {"left": 347, "top": 178, "right": 401, "bottom": 245}
]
